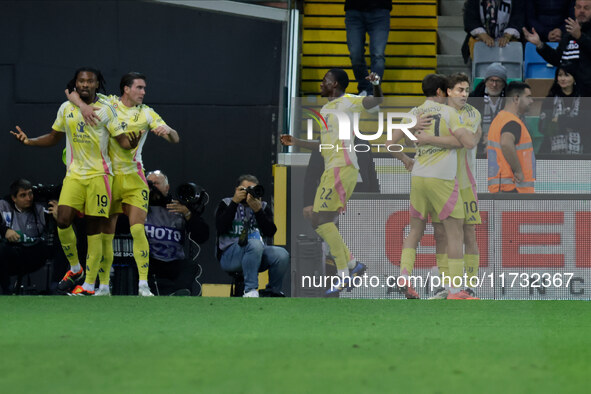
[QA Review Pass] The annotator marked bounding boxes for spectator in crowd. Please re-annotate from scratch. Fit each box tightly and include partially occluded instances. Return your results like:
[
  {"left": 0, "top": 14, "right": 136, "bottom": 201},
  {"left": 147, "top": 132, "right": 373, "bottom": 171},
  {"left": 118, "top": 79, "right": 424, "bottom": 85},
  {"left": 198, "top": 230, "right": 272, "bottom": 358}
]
[
  {"left": 345, "top": 0, "right": 391, "bottom": 96},
  {"left": 488, "top": 82, "right": 535, "bottom": 193},
  {"left": 526, "top": 0, "right": 575, "bottom": 43},
  {"left": 524, "top": 0, "right": 591, "bottom": 96},
  {"left": 216, "top": 174, "right": 289, "bottom": 298},
  {"left": 538, "top": 63, "right": 584, "bottom": 154},
  {"left": 0, "top": 179, "right": 57, "bottom": 294},
  {"left": 143, "top": 170, "right": 209, "bottom": 296},
  {"left": 462, "top": 0, "right": 525, "bottom": 63},
  {"left": 470, "top": 62, "right": 508, "bottom": 154}
]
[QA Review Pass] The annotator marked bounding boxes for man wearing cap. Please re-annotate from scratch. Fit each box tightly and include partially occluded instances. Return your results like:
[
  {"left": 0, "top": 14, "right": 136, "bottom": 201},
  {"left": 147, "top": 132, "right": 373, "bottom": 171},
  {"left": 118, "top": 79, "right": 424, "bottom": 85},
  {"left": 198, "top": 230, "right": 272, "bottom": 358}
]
[{"left": 469, "top": 62, "right": 508, "bottom": 154}]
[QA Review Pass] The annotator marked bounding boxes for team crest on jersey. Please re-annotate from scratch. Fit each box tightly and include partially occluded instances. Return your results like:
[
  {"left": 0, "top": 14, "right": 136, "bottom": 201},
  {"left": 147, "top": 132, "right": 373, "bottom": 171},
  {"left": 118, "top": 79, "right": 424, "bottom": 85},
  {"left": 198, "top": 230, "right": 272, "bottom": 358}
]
[
  {"left": 133, "top": 113, "right": 140, "bottom": 122},
  {"left": 77, "top": 122, "right": 85, "bottom": 133}
]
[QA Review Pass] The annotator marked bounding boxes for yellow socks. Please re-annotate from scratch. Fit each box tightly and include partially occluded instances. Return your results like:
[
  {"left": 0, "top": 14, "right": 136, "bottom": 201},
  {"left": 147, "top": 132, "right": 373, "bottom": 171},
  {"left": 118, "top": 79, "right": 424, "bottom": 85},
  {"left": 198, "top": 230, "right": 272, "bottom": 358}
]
[
  {"left": 58, "top": 226, "right": 80, "bottom": 270},
  {"left": 464, "top": 254, "right": 479, "bottom": 288},
  {"left": 316, "top": 222, "right": 348, "bottom": 273},
  {"left": 98, "top": 233, "right": 115, "bottom": 286},
  {"left": 436, "top": 253, "right": 448, "bottom": 278},
  {"left": 130, "top": 223, "right": 150, "bottom": 281},
  {"left": 84, "top": 234, "right": 103, "bottom": 287},
  {"left": 400, "top": 248, "right": 416, "bottom": 277},
  {"left": 448, "top": 258, "right": 464, "bottom": 292}
]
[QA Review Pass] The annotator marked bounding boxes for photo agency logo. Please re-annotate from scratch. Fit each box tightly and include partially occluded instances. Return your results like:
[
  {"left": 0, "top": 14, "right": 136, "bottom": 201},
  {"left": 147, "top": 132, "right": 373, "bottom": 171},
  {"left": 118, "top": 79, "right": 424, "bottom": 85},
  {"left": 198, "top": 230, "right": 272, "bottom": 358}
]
[{"left": 303, "top": 107, "right": 417, "bottom": 153}]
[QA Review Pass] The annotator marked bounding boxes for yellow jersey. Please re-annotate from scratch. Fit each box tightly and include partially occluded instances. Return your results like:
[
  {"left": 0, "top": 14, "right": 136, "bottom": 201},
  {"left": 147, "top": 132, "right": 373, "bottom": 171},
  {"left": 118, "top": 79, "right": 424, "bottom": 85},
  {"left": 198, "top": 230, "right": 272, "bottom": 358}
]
[
  {"left": 410, "top": 99, "right": 464, "bottom": 180},
  {"left": 455, "top": 103, "right": 481, "bottom": 189},
  {"left": 100, "top": 94, "right": 167, "bottom": 175},
  {"left": 52, "top": 97, "right": 121, "bottom": 179}
]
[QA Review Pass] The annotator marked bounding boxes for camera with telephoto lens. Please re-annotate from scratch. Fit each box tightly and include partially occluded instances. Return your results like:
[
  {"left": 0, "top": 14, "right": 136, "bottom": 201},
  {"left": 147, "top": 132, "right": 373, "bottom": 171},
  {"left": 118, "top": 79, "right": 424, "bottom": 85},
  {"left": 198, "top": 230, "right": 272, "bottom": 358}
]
[
  {"left": 176, "top": 182, "right": 209, "bottom": 216},
  {"left": 243, "top": 185, "right": 264, "bottom": 199}
]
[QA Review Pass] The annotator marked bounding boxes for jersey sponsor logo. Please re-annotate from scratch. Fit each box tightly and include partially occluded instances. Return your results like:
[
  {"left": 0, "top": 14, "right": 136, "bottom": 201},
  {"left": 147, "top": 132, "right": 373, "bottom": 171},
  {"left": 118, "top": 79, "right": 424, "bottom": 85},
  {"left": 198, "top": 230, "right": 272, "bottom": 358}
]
[
  {"left": 98, "top": 208, "right": 106, "bottom": 214},
  {"left": 67, "top": 113, "right": 74, "bottom": 119},
  {"left": 321, "top": 202, "right": 329, "bottom": 208},
  {"left": 120, "top": 121, "right": 128, "bottom": 130},
  {"left": 77, "top": 122, "right": 85, "bottom": 133}
]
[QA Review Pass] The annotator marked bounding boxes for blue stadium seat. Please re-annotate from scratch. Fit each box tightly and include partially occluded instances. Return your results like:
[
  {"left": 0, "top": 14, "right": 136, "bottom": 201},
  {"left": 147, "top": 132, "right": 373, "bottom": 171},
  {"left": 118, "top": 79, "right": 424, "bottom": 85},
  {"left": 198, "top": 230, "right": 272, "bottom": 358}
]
[
  {"left": 524, "top": 42, "right": 559, "bottom": 79},
  {"left": 472, "top": 41, "right": 523, "bottom": 81}
]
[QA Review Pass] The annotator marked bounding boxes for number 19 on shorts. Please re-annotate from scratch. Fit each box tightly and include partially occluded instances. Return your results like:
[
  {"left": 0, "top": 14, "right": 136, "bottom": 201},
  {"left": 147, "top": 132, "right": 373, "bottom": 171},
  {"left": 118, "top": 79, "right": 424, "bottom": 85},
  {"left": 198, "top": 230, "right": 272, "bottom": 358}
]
[{"left": 96, "top": 194, "right": 108, "bottom": 207}]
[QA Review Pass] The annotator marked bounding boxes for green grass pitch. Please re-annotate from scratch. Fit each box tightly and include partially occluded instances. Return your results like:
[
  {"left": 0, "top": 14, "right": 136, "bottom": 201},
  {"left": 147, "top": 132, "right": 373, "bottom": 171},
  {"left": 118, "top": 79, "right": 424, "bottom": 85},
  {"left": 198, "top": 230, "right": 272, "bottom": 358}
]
[{"left": 1, "top": 297, "right": 590, "bottom": 393}]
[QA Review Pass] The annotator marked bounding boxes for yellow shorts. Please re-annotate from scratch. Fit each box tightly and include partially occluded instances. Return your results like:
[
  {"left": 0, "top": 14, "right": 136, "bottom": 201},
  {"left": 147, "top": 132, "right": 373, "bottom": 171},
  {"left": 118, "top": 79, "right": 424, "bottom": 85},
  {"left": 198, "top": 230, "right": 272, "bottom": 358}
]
[
  {"left": 460, "top": 185, "right": 481, "bottom": 225},
  {"left": 59, "top": 175, "right": 113, "bottom": 218},
  {"left": 431, "top": 185, "right": 480, "bottom": 224},
  {"left": 410, "top": 176, "right": 464, "bottom": 221},
  {"left": 110, "top": 172, "right": 149, "bottom": 214},
  {"left": 313, "top": 165, "right": 359, "bottom": 212}
]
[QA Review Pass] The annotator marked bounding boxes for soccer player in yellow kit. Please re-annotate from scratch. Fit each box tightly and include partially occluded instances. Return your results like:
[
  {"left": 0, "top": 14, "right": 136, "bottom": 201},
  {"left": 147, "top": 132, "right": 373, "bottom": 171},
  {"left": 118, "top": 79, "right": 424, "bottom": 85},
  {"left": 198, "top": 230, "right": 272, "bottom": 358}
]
[
  {"left": 415, "top": 73, "right": 482, "bottom": 299},
  {"left": 281, "top": 68, "right": 382, "bottom": 294},
  {"left": 386, "top": 74, "right": 477, "bottom": 299},
  {"left": 10, "top": 67, "right": 139, "bottom": 295},
  {"left": 67, "top": 72, "right": 179, "bottom": 296}
]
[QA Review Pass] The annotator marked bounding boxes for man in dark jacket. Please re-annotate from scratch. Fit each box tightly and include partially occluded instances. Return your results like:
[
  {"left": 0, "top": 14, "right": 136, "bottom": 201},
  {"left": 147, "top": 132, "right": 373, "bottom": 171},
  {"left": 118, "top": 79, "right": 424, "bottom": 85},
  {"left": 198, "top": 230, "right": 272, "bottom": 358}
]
[
  {"left": 216, "top": 174, "right": 289, "bottom": 298},
  {"left": 0, "top": 179, "right": 56, "bottom": 294},
  {"left": 462, "top": 0, "right": 525, "bottom": 63},
  {"left": 524, "top": 0, "right": 591, "bottom": 96},
  {"left": 526, "top": 0, "right": 575, "bottom": 42}
]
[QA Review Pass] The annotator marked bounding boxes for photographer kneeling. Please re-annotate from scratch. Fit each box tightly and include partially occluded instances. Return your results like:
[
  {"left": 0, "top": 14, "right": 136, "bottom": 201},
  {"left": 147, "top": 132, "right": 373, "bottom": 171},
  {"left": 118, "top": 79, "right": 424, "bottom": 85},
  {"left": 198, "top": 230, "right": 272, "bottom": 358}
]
[
  {"left": 0, "top": 179, "right": 57, "bottom": 294},
  {"left": 145, "top": 170, "right": 209, "bottom": 295},
  {"left": 216, "top": 174, "right": 289, "bottom": 297}
]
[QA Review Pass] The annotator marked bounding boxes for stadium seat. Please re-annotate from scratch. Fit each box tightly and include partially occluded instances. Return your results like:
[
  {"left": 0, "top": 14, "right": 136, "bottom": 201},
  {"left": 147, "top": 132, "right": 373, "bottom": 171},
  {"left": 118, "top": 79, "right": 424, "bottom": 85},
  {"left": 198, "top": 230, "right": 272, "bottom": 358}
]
[
  {"left": 472, "top": 41, "right": 523, "bottom": 81},
  {"left": 525, "top": 78, "right": 554, "bottom": 97},
  {"left": 524, "top": 42, "right": 559, "bottom": 79}
]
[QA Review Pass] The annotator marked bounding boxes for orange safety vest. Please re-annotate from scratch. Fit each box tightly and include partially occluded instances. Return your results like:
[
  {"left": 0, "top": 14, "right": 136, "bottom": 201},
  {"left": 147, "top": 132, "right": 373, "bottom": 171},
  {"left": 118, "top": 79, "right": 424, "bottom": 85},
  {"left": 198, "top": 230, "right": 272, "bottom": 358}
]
[{"left": 487, "top": 110, "right": 536, "bottom": 193}]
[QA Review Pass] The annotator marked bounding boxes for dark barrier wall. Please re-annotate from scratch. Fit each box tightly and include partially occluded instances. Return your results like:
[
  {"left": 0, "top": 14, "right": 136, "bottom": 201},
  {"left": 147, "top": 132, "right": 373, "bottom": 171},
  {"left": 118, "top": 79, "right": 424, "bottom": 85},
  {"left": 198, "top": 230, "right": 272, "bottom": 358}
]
[{"left": 0, "top": 0, "right": 284, "bottom": 285}]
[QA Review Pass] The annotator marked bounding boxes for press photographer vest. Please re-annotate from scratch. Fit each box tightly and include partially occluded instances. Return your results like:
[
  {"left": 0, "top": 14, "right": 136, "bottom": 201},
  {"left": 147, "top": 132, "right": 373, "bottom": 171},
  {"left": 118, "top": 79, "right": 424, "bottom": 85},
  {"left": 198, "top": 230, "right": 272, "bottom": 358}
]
[
  {"left": 217, "top": 198, "right": 267, "bottom": 253},
  {"left": 144, "top": 206, "right": 187, "bottom": 262},
  {"left": 0, "top": 200, "right": 46, "bottom": 245}
]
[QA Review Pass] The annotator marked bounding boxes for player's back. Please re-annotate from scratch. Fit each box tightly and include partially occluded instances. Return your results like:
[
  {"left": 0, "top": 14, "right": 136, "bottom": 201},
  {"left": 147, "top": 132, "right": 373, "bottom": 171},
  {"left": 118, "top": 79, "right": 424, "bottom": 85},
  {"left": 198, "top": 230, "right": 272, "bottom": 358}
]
[{"left": 410, "top": 100, "right": 459, "bottom": 181}]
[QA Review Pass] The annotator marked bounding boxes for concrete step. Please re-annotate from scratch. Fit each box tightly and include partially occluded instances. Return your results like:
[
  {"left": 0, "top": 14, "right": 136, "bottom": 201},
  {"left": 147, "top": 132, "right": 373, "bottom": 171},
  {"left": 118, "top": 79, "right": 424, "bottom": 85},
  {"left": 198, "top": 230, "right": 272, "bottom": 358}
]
[
  {"left": 437, "top": 54, "right": 466, "bottom": 67},
  {"left": 438, "top": 27, "right": 465, "bottom": 55},
  {"left": 440, "top": 0, "right": 464, "bottom": 17},
  {"left": 437, "top": 64, "right": 471, "bottom": 78},
  {"left": 438, "top": 15, "right": 463, "bottom": 28},
  {"left": 437, "top": 54, "right": 470, "bottom": 77}
]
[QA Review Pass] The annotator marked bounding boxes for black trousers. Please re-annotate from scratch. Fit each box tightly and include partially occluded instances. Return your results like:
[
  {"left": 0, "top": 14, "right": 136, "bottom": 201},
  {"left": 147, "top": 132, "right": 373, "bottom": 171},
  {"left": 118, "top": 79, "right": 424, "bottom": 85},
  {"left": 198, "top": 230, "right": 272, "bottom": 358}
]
[
  {"left": 148, "top": 258, "right": 197, "bottom": 295},
  {"left": 0, "top": 242, "right": 49, "bottom": 294}
]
